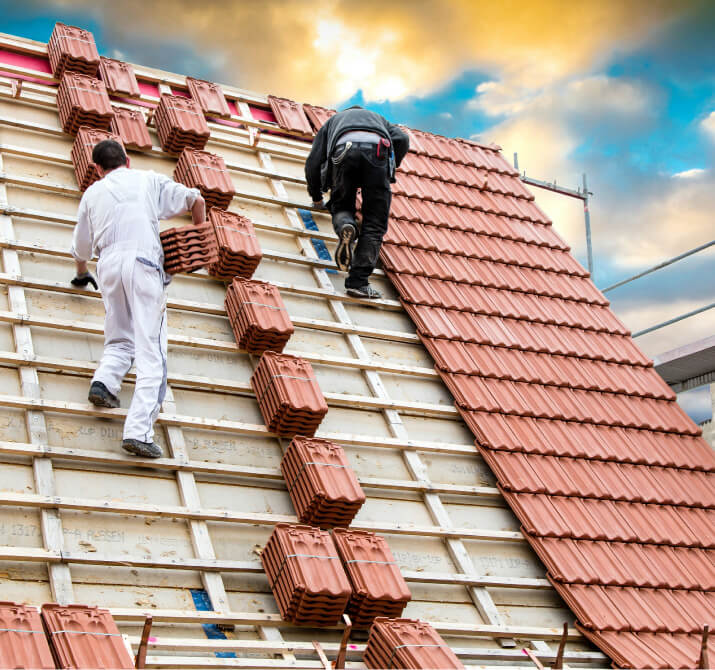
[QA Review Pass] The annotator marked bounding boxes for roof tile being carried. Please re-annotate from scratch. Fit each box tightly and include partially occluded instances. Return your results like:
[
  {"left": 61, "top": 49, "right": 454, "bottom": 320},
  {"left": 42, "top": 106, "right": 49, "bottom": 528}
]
[
  {"left": 98, "top": 57, "right": 140, "bottom": 97},
  {"left": 0, "top": 601, "right": 54, "bottom": 669},
  {"left": 268, "top": 95, "right": 313, "bottom": 135}
]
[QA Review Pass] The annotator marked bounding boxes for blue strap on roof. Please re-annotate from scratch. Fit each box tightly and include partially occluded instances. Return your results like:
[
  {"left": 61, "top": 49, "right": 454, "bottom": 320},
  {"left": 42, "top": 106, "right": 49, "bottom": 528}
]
[
  {"left": 190, "top": 589, "right": 236, "bottom": 658},
  {"left": 297, "top": 208, "right": 336, "bottom": 273}
]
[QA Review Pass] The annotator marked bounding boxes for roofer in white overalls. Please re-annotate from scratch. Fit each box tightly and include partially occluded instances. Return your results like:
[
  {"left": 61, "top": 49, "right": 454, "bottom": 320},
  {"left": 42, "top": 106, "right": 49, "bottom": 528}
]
[{"left": 70, "top": 139, "right": 206, "bottom": 458}]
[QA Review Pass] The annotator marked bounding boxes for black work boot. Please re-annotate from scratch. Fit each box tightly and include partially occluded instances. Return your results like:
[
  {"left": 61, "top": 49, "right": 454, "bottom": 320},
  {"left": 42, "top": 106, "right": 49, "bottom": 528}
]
[
  {"left": 88, "top": 381, "right": 120, "bottom": 409},
  {"left": 346, "top": 284, "right": 382, "bottom": 300},
  {"left": 122, "top": 439, "right": 163, "bottom": 459}
]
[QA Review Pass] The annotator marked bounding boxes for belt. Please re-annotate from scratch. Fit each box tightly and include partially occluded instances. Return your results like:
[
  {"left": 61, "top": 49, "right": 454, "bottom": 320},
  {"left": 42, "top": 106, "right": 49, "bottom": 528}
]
[{"left": 334, "top": 141, "right": 378, "bottom": 152}]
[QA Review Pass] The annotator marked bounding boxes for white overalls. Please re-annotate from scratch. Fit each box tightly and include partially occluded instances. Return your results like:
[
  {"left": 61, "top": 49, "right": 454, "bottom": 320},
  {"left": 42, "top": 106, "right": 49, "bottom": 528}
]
[{"left": 71, "top": 167, "right": 200, "bottom": 442}]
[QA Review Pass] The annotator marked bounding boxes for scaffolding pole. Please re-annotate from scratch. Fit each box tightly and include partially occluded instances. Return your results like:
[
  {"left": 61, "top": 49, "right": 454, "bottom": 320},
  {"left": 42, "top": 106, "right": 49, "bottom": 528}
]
[
  {"left": 514, "top": 153, "right": 594, "bottom": 277},
  {"left": 632, "top": 302, "right": 715, "bottom": 338},
  {"left": 602, "top": 240, "right": 715, "bottom": 293}
]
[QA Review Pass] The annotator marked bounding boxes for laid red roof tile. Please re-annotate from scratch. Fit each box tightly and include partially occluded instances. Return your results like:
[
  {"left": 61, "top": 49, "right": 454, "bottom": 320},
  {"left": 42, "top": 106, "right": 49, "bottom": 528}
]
[
  {"left": 577, "top": 628, "right": 713, "bottom": 670},
  {"left": 187, "top": 76, "right": 231, "bottom": 118},
  {"left": 0, "top": 602, "right": 54, "bottom": 669},
  {"left": 268, "top": 95, "right": 313, "bottom": 135},
  {"left": 98, "top": 57, "right": 140, "bottom": 97},
  {"left": 532, "top": 537, "right": 715, "bottom": 590},
  {"left": 553, "top": 582, "right": 713, "bottom": 634}
]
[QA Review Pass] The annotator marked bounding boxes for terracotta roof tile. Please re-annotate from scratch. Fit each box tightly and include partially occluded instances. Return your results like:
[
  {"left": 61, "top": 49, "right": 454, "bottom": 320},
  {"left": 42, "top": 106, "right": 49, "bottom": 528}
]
[
  {"left": 98, "top": 57, "right": 140, "bottom": 97},
  {"left": 48, "top": 22, "right": 99, "bottom": 78},
  {"left": 41, "top": 603, "right": 134, "bottom": 669},
  {"left": 207, "top": 208, "right": 263, "bottom": 280},
  {"left": 280, "top": 436, "right": 364, "bottom": 527},
  {"left": 56, "top": 72, "right": 113, "bottom": 135},
  {"left": 174, "top": 147, "right": 235, "bottom": 210},
  {"left": 261, "top": 523, "right": 351, "bottom": 625},
  {"left": 154, "top": 93, "right": 210, "bottom": 154},
  {"left": 364, "top": 617, "right": 465, "bottom": 669},
  {"left": 251, "top": 351, "right": 328, "bottom": 437},
  {"left": 71, "top": 125, "right": 123, "bottom": 191},
  {"left": 0, "top": 602, "right": 54, "bottom": 669},
  {"left": 302, "top": 104, "right": 336, "bottom": 132},
  {"left": 267, "top": 96, "right": 313, "bottom": 135},
  {"left": 578, "top": 628, "right": 713, "bottom": 670},
  {"left": 333, "top": 529, "right": 410, "bottom": 627},
  {"left": 186, "top": 76, "right": 231, "bottom": 118},
  {"left": 110, "top": 106, "right": 152, "bottom": 151},
  {"left": 226, "top": 277, "right": 293, "bottom": 354}
]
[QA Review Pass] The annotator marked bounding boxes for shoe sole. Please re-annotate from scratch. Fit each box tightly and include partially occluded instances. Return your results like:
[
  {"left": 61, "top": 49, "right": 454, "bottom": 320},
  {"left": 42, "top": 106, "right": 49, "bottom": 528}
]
[
  {"left": 346, "top": 288, "right": 381, "bottom": 300},
  {"left": 88, "top": 391, "right": 120, "bottom": 409},
  {"left": 335, "top": 225, "right": 355, "bottom": 272},
  {"left": 122, "top": 442, "right": 162, "bottom": 459}
]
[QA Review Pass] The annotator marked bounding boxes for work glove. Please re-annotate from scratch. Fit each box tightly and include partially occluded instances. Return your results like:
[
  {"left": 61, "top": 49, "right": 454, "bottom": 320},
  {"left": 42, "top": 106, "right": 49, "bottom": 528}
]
[
  {"left": 312, "top": 199, "right": 328, "bottom": 210},
  {"left": 71, "top": 272, "right": 98, "bottom": 290}
]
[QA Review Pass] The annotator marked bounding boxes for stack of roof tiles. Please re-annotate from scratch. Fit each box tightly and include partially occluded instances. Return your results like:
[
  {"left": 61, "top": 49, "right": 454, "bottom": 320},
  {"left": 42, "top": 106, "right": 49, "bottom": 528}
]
[
  {"left": 110, "top": 105, "right": 152, "bottom": 151},
  {"left": 154, "top": 93, "right": 210, "bottom": 154},
  {"left": 364, "top": 617, "right": 464, "bottom": 669},
  {"left": 0, "top": 602, "right": 54, "bottom": 669},
  {"left": 48, "top": 23, "right": 99, "bottom": 78},
  {"left": 280, "top": 436, "right": 365, "bottom": 527},
  {"left": 98, "top": 56, "right": 140, "bottom": 97},
  {"left": 225, "top": 277, "right": 294, "bottom": 354},
  {"left": 187, "top": 76, "right": 232, "bottom": 119},
  {"left": 161, "top": 222, "right": 218, "bottom": 274},
  {"left": 380, "top": 127, "right": 715, "bottom": 670},
  {"left": 71, "top": 126, "right": 123, "bottom": 191},
  {"left": 56, "top": 71, "right": 113, "bottom": 134},
  {"left": 174, "top": 147, "right": 235, "bottom": 210},
  {"left": 207, "top": 208, "right": 263, "bottom": 279},
  {"left": 333, "top": 529, "right": 410, "bottom": 626},
  {"left": 268, "top": 95, "right": 313, "bottom": 135},
  {"left": 41, "top": 603, "right": 134, "bottom": 669},
  {"left": 261, "top": 523, "right": 351, "bottom": 625},
  {"left": 251, "top": 351, "right": 328, "bottom": 437}
]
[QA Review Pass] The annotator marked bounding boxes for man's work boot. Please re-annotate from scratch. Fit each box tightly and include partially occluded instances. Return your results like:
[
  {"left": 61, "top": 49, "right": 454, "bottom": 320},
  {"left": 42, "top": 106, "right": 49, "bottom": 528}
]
[
  {"left": 88, "top": 381, "right": 120, "bottom": 409},
  {"left": 346, "top": 284, "right": 382, "bottom": 300},
  {"left": 122, "top": 439, "right": 163, "bottom": 459},
  {"left": 335, "top": 223, "right": 356, "bottom": 272}
]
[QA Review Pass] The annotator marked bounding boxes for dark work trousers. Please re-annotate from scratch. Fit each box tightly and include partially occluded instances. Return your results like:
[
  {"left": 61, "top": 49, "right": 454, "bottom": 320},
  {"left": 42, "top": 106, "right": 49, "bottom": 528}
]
[{"left": 328, "top": 142, "right": 392, "bottom": 288}]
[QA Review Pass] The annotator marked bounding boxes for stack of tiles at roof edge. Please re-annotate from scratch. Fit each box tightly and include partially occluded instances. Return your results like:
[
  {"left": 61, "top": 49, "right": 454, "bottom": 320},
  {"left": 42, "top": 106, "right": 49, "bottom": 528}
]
[{"left": 382, "top": 127, "right": 715, "bottom": 670}]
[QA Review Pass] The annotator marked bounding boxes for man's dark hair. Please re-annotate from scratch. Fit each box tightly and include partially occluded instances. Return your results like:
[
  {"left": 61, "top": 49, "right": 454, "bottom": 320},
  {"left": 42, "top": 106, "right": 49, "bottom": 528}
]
[{"left": 92, "top": 140, "right": 127, "bottom": 170}]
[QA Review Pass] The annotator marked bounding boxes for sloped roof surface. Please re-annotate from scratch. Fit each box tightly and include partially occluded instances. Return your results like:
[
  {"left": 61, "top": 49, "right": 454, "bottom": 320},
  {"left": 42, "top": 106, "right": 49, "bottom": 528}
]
[{"left": 383, "top": 131, "right": 715, "bottom": 670}]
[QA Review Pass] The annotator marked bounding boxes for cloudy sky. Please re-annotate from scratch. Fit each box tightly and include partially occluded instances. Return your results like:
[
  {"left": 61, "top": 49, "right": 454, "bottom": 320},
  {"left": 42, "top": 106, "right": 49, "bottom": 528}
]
[{"left": 2, "top": 0, "right": 714, "bottom": 421}]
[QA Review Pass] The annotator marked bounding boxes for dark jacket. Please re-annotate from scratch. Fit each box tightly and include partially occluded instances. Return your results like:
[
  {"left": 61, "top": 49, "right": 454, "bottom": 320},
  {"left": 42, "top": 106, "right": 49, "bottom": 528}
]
[{"left": 305, "top": 106, "right": 409, "bottom": 201}]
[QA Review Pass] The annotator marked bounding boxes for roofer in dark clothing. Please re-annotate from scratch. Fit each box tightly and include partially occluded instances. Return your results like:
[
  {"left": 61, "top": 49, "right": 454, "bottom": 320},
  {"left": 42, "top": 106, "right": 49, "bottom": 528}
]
[{"left": 305, "top": 106, "right": 409, "bottom": 299}]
